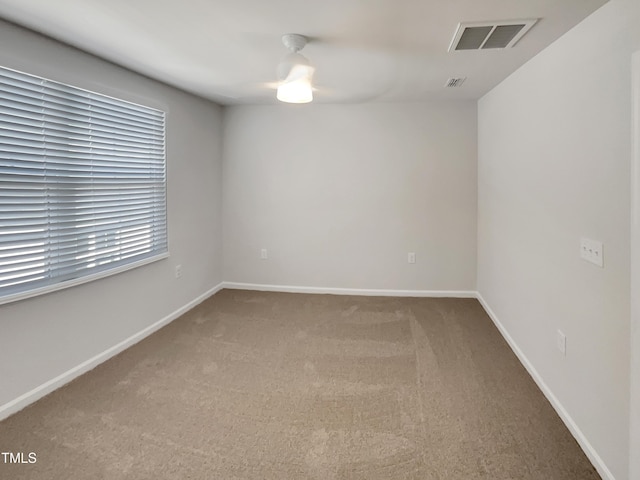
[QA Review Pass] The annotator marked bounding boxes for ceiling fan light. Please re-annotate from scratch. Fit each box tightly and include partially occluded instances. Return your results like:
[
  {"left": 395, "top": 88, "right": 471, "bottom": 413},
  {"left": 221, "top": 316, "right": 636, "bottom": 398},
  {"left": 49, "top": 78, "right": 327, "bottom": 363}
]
[{"left": 276, "top": 78, "right": 313, "bottom": 104}]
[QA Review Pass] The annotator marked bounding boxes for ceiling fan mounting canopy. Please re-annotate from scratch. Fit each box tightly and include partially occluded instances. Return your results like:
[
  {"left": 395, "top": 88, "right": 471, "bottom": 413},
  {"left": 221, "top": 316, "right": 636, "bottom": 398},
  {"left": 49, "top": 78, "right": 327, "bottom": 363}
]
[{"left": 281, "top": 33, "right": 308, "bottom": 53}]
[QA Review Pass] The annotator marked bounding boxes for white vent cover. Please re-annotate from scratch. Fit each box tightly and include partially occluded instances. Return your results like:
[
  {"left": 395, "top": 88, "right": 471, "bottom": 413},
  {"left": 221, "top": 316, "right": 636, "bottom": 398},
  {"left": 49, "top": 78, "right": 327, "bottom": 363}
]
[
  {"left": 448, "top": 19, "right": 537, "bottom": 51},
  {"left": 445, "top": 77, "right": 466, "bottom": 88}
]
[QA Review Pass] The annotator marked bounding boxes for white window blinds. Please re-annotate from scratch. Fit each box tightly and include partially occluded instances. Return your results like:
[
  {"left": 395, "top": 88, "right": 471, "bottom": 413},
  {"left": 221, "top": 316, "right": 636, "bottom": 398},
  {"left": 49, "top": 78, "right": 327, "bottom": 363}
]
[{"left": 0, "top": 66, "right": 167, "bottom": 304}]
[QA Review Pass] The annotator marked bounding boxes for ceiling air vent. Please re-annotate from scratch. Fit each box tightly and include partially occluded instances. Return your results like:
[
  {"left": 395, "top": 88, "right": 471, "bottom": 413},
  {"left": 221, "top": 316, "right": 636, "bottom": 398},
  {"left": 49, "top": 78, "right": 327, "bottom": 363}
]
[
  {"left": 448, "top": 19, "right": 537, "bottom": 51},
  {"left": 445, "top": 77, "right": 466, "bottom": 88}
]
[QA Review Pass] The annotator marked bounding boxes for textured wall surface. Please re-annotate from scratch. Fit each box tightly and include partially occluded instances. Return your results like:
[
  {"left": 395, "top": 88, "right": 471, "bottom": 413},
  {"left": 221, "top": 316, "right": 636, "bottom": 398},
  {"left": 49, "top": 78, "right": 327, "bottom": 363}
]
[
  {"left": 478, "top": 1, "right": 638, "bottom": 478},
  {"left": 223, "top": 102, "right": 477, "bottom": 292}
]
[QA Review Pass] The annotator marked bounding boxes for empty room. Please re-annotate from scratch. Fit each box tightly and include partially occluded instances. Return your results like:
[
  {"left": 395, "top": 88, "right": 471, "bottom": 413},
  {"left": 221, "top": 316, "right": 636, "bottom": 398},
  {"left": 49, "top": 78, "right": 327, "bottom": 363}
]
[{"left": 1, "top": 0, "right": 639, "bottom": 479}]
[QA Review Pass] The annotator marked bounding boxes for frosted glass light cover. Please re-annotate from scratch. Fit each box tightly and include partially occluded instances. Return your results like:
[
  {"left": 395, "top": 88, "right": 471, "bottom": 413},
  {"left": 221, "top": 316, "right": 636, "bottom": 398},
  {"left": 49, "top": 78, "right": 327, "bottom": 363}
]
[{"left": 276, "top": 79, "right": 313, "bottom": 103}]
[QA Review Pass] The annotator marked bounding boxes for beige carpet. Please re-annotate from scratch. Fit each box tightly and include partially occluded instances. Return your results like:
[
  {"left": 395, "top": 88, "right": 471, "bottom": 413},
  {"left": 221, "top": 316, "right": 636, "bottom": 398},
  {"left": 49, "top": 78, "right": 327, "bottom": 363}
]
[{"left": 0, "top": 290, "right": 599, "bottom": 479}]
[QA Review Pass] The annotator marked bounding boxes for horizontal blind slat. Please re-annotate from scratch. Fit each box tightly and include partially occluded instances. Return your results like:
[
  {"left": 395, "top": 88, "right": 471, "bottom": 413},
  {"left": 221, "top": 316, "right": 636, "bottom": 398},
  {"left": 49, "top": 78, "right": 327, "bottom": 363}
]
[
  {"left": 0, "top": 271, "right": 48, "bottom": 290},
  {"left": 0, "top": 89, "right": 164, "bottom": 128}
]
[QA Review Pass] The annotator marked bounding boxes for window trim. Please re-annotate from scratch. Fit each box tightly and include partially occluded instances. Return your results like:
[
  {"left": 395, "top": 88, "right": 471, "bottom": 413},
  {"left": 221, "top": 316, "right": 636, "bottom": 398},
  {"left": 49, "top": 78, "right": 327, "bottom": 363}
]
[{"left": 0, "top": 251, "right": 169, "bottom": 306}]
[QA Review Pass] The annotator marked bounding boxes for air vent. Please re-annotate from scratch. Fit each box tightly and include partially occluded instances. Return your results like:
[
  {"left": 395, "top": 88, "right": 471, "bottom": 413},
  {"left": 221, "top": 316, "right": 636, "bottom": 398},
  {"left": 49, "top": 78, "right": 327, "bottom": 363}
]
[
  {"left": 448, "top": 19, "right": 537, "bottom": 51},
  {"left": 445, "top": 77, "right": 466, "bottom": 88}
]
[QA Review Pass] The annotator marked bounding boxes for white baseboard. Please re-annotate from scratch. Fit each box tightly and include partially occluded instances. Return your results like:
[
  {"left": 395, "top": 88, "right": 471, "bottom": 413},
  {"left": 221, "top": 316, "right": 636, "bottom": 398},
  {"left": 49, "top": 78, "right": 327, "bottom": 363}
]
[
  {"left": 475, "top": 293, "right": 615, "bottom": 480},
  {"left": 0, "top": 282, "right": 224, "bottom": 421},
  {"left": 222, "top": 282, "right": 476, "bottom": 298}
]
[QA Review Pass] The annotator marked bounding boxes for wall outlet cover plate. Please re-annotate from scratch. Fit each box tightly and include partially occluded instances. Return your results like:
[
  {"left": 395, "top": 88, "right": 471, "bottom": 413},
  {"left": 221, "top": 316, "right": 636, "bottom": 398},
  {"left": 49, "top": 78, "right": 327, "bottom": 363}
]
[{"left": 580, "top": 238, "right": 603, "bottom": 267}]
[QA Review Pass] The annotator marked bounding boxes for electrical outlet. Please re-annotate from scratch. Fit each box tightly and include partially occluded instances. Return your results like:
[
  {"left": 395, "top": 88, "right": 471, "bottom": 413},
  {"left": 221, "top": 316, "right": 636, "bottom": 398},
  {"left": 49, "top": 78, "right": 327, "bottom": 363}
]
[
  {"left": 261, "top": 248, "right": 268, "bottom": 260},
  {"left": 408, "top": 252, "right": 416, "bottom": 264},
  {"left": 175, "top": 264, "right": 182, "bottom": 279},
  {"left": 580, "top": 238, "right": 603, "bottom": 267},
  {"left": 557, "top": 329, "right": 566, "bottom": 356}
]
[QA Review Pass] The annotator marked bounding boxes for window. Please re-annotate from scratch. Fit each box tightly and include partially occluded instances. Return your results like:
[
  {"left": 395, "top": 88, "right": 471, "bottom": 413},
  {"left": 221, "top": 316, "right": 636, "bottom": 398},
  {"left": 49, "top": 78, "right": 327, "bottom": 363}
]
[{"left": 0, "top": 66, "right": 167, "bottom": 305}]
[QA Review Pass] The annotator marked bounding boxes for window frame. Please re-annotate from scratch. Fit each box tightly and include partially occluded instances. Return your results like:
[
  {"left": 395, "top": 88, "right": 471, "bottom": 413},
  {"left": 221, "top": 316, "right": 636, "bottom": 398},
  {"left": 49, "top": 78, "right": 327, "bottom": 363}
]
[{"left": 0, "top": 66, "right": 169, "bottom": 306}]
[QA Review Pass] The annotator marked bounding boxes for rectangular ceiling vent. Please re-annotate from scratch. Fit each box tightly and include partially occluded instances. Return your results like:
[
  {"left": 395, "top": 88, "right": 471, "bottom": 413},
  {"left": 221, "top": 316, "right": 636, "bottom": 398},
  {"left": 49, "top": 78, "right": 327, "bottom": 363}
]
[
  {"left": 448, "top": 19, "right": 537, "bottom": 51},
  {"left": 445, "top": 77, "right": 466, "bottom": 88}
]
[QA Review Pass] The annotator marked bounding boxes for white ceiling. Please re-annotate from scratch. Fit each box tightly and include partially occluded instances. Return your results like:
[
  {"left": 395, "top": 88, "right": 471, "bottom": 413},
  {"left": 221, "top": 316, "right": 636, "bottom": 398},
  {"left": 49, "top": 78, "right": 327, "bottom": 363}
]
[{"left": 0, "top": 0, "right": 607, "bottom": 105}]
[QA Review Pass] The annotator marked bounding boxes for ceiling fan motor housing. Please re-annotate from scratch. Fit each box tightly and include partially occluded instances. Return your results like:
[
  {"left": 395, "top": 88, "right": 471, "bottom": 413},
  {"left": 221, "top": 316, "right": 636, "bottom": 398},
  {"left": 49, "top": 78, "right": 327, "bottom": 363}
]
[{"left": 277, "top": 52, "right": 311, "bottom": 80}]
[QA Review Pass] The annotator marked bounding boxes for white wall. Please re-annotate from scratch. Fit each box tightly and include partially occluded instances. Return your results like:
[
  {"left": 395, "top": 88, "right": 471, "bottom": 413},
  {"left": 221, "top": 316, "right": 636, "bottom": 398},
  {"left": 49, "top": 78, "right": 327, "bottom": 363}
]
[
  {"left": 0, "top": 21, "right": 224, "bottom": 414},
  {"left": 477, "top": 1, "right": 640, "bottom": 479},
  {"left": 223, "top": 102, "right": 477, "bottom": 293}
]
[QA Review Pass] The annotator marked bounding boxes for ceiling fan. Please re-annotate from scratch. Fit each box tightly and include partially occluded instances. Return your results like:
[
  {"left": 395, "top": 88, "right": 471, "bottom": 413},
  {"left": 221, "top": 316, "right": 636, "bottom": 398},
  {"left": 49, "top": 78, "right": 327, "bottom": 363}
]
[
  {"left": 244, "top": 32, "right": 394, "bottom": 105},
  {"left": 275, "top": 33, "right": 315, "bottom": 104}
]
